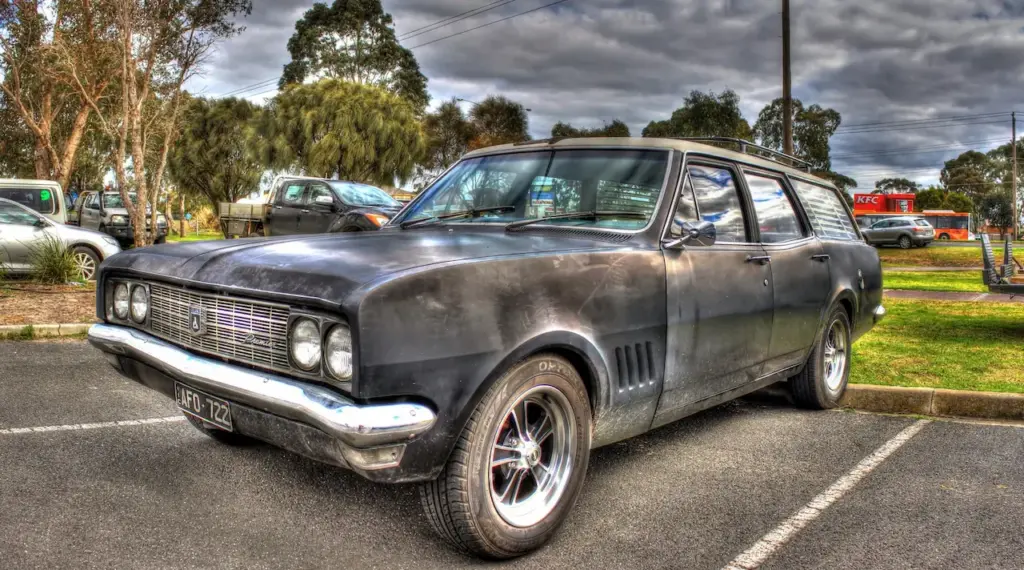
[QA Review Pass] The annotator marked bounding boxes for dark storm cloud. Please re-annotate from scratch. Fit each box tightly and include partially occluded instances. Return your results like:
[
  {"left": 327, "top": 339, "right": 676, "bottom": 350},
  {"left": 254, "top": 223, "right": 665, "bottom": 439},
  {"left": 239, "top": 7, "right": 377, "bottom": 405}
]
[{"left": 190, "top": 0, "right": 1024, "bottom": 187}]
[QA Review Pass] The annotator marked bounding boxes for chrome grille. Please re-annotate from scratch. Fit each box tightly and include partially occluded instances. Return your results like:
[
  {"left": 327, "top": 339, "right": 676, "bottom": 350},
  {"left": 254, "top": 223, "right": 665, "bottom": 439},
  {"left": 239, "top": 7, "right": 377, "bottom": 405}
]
[{"left": 148, "top": 283, "right": 290, "bottom": 370}]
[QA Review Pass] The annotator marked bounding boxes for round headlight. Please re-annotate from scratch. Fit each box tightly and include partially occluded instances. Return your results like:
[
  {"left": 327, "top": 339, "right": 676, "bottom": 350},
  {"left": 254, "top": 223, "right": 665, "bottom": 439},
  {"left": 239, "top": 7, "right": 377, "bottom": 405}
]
[
  {"left": 130, "top": 286, "right": 148, "bottom": 323},
  {"left": 113, "top": 283, "right": 130, "bottom": 319},
  {"left": 289, "top": 318, "right": 321, "bottom": 371},
  {"left": 325, "top": 324, "right": 353, "bottom": 380}
]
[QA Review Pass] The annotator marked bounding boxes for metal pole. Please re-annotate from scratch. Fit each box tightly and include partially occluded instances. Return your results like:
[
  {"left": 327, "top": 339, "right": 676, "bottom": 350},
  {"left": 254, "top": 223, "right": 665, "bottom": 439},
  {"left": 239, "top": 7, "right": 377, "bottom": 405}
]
[
  {"left": 782, "top": 0, "right": 793, "bottom": 156},
  {"left": 1013, "top": 111, "right": 1018, "bottom": 240}
]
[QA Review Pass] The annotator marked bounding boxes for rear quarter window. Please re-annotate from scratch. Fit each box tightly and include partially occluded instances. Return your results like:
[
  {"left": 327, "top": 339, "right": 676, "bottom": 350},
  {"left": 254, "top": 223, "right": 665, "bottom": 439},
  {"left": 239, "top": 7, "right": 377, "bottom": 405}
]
[
  {"left": 0, "top": 187, "right": 56, "bottom": 215},
  {"left": 791, "top": 180, "right": 860, "bottom": 241}
]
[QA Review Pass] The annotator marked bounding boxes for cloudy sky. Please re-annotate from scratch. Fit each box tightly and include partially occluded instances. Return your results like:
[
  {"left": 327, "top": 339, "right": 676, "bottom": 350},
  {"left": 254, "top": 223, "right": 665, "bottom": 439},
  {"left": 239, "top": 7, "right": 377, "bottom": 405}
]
[{"left": 187, "top": 0, "right": 1024, "bottom": 190}]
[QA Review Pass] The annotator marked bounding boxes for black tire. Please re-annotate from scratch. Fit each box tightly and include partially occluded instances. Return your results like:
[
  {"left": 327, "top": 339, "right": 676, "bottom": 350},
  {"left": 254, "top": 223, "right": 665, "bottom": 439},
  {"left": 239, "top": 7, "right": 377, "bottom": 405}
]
[
  {"left": 184, "top": 413, "right": 257, "bottom": 446},
  {"left": 939, "top": 233, "right": 950, "bottom": 240},
  {"left": 419, "top": 354, "right": 592, "bottom": 559},
  {"left": 791, "top": 305, "right": 852, "bottom": 409},
  {"left": 898, "top": 235, "right": 912, "bottom": 249},
  {"left": 154, "top": 236, "right": 167, "bottom": 244},
  {"left": 71, "top": 246, "right": 100, "bottom": 281}
]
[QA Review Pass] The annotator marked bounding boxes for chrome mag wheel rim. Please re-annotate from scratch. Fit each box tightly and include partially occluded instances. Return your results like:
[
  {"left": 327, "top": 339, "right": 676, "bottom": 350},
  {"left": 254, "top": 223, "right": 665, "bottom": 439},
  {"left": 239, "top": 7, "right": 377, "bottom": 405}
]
[
  {"left": 823, "top": 319, "right": 848, "bottom": 392},
  {"left": 489, "top": 385, "right": 576, "bottom": 528},
  {"left": 74, "top": 252, "right": 96, "bottom": 280}
]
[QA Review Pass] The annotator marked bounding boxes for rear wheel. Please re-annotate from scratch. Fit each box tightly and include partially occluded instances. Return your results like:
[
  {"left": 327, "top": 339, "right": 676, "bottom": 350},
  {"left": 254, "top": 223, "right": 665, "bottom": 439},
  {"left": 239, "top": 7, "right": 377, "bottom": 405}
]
[
  {"left": 898, "top": 235, "right": 912, "bottom": 249},
  {"left": 71, "top": 246, "right": 100, "bottom": 281},
  {"left": 791, "top": 305, "right": 851, "bottom": 409},
  {"left": 183, "top": 413, "right": 257, "bottom": 446},
  {"left": 939, "top": 233, "right": 950, "bottom": 240},
  {"left": 419, "top": 354, "right": 591, "bottom": 559}
]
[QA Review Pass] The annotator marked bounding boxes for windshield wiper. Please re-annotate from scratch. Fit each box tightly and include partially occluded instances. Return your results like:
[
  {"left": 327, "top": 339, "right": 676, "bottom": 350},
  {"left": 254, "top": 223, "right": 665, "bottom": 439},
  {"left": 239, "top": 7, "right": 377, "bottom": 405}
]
[
  {"left": 399, "top": 205, "right": 516, "bottom": 229},
  {"left": 504, "top": 210, "right": 648, "bottom": 231}
]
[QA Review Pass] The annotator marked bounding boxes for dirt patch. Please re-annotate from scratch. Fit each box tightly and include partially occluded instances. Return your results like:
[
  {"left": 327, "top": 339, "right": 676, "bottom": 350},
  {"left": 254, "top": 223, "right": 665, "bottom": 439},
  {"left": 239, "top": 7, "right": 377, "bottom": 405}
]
[{"left": 0, "top": 282, "right": 98, "bottom": 326}]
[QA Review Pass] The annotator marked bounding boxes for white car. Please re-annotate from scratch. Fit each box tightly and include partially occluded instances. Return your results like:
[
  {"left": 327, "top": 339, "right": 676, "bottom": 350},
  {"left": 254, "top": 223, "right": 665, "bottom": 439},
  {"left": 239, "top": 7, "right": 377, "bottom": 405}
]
[{"left": 0, "top": 198, "right": 121, "bottom": 280}]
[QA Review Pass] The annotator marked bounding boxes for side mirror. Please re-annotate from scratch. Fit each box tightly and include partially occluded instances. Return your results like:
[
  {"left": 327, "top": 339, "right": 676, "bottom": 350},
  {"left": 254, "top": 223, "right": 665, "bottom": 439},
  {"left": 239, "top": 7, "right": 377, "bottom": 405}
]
[
  {"left": 314, "top": 195, "right": 334, "bottom": 207},
  {"left": 33, "top": 217, "right": 48, "bottom": 228},
  {"left": 664, "top": 220, "right": 716, "bottom": 249}
]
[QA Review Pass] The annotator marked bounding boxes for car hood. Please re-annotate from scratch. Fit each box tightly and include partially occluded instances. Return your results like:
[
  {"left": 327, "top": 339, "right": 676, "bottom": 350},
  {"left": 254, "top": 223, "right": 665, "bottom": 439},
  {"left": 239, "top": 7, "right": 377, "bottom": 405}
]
[{"left": 101, "top": 228, "right": 628, "bottom": 306}]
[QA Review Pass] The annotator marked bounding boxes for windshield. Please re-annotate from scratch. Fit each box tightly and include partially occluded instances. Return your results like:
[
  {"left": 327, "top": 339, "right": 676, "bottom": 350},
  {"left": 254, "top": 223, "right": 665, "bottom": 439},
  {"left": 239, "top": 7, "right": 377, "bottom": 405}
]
[
  {"left": 396, "top": 149, "right": 669, "bottom": 230},
  {"left": 327, "top": 182, "right": 399, "bottom": 207},
  {"left": 103, "top": 193, "right": 136, "bottom": 209}
]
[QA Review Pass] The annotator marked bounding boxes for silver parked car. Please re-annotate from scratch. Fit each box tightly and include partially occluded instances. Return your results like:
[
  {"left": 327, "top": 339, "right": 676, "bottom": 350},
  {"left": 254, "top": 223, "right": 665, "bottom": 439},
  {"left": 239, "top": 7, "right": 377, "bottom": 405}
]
[
  {"left": 861, "top": 215, "right": 934, "bottom": 249},
  {"left": 0, "top": 198, "right": 121, "bottom": 280},
  {"left": 0, "top": 178, "right": 68, "bottom": 224}
]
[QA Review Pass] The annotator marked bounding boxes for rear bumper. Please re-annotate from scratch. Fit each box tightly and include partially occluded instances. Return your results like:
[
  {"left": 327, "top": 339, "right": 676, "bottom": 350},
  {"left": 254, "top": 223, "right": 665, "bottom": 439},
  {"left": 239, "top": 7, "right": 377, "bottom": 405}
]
[
  {"left": 87, "top": 323, "right": 437, "bottom": 480},
  {"left": 873, "top": 304, "right": 886, "bottom": 324}
]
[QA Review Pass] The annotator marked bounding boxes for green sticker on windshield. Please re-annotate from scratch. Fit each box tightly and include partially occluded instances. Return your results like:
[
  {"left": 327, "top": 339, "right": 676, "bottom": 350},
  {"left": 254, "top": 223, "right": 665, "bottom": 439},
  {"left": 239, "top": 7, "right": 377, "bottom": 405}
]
[{"left": 40, "top": 189, "right": 51, "bottom": 201}]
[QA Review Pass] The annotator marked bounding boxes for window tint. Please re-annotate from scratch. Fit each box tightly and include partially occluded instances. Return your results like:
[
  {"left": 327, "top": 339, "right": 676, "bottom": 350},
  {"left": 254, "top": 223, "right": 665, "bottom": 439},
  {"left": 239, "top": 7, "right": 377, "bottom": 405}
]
[
  {"left": 305, "top": 184, "right": 333, "bottom": 205},
  {"left": 792, "top": 180, "right": 860, "bottom": 241},
  {"left": 744, "top": 173, "right": 804, "bottom": 243},
  {"left": 279, "top": 184, "right": 305, "bottom": 205},
  {"left": 894, "top": 219, "right": 911, "bottom": 227},
  {"left": 872, "top": 220, "right": 890, "bottom": 229},
  {"left": 914, "top": 218, "right": 929, "bottom": 226},
  {"left": 0, "top": 202, "right": 42, "bottom": 226},
  {"left": 0, "top": 188, "right": 55, "bottom": 214},
  {"left": 687, "top": 164, "right": 747, "bottom": 242}
]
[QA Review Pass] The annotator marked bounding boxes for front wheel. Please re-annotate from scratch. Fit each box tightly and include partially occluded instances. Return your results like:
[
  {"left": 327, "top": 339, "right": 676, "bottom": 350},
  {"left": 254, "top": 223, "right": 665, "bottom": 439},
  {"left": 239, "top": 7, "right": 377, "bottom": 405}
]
[
  {"left": 419, "top": 354, "right": 592, "bottom": 559},
  {"left": 790, "top": 305, "right": 852, "bottom": 409},
  {"left": 72, "top": 246, "right": 100, "bottom": 281},
  {"left": 939, "top": 233, "right": 950, "bottom": 240}
]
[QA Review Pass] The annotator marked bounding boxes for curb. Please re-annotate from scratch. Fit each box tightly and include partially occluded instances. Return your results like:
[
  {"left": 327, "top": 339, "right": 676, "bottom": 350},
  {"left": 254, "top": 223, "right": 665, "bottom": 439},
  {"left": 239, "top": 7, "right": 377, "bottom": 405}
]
[
  {"left": 841, "top": 384, "right": 1024, "bottom": 422},
  {"left": 0, "top": 323, "right": 93, "bottom": 340}
]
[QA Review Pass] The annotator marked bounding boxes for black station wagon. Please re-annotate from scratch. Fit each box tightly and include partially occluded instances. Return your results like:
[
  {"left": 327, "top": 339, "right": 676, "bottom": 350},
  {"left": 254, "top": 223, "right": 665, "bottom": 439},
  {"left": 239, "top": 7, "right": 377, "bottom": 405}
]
[{"left": 87, "top": 137, "right": 885, "bottom": 558}]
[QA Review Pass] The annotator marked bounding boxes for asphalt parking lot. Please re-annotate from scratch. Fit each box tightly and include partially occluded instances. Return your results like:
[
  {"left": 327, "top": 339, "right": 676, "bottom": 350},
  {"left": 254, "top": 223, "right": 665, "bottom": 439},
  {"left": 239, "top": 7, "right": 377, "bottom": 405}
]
[{"left": 2, "top": 341, "right": 1023, "bottom": 569}]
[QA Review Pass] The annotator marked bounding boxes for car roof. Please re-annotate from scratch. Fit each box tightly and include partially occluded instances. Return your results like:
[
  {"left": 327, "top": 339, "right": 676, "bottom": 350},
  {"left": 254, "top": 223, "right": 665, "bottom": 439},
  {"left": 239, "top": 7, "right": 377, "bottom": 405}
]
[
  {"left": 463, "top": 137, "right": 835, "bottom": 188},
  {"left": 0, "top": 178, "right": 63, "bottom": 189}
]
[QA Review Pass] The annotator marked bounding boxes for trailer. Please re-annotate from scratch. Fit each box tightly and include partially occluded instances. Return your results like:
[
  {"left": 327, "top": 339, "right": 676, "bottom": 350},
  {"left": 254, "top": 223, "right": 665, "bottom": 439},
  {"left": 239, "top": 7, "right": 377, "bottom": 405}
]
[{"left": 218, "top": 202, "right": 268, "bottom": 238}]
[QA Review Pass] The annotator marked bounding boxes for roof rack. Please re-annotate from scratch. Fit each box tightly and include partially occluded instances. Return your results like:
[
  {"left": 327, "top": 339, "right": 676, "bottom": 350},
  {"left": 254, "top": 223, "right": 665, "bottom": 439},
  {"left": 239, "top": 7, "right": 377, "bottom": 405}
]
[{"left": 673, "top": 137, "right": 813, "bottom": 172}]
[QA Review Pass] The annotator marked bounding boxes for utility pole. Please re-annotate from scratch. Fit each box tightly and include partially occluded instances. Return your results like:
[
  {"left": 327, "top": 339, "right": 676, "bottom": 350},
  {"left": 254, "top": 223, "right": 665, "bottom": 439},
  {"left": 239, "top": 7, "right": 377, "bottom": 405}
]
[
  {"left": 782, "top": 0, "right": 793, "bottom": 156},
  {"left": 1013, "top": 111, "right": 1018, "bottom": 240}
]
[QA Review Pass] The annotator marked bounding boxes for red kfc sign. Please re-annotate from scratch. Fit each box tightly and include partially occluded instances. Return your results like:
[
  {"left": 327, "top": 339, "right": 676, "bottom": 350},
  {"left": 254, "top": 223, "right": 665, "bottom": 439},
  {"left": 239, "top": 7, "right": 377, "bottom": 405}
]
[{"left": 854, "top": 194, "right": 883, "bottom": 211}]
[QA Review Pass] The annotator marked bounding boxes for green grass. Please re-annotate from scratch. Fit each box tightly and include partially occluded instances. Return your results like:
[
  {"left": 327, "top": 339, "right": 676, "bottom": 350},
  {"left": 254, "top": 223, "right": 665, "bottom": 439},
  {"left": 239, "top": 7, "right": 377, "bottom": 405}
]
[
  {"left": 879, "top": 245, "right": 1000, "bottom": 268},
  {"left": 883, "top": 270, "right": 986, "bottom": 293},
  {"left": 851, "top": 298, "right": 1024, "bottom": 393},
  {"left": 0, "top": 325, "right": 35, "bottom": 341},
  {"left": 166, "top": 230, "right": 223, "bottom": 243}
]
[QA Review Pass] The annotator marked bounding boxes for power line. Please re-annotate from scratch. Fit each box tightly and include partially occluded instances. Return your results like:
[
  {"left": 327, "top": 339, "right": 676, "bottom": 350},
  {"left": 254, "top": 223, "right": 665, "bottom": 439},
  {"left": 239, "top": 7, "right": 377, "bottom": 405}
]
[
  {"left": 215, "top": 77, "right": 280, "bottom": 98},
  {"left": 833, "top": 119, "right": 1008, "bottom": 135},
  {"left": 398, "top": 0, "right": 520, "bottom": 41},
  {"left": 407, "top": 0, "right": 574, "bottom": 50},
  {"left": 832, "top": 138, "right": 1008, "bottom": 160},
  {"left": 838, "top": 112, "right": 1008, "bottom": 130}
]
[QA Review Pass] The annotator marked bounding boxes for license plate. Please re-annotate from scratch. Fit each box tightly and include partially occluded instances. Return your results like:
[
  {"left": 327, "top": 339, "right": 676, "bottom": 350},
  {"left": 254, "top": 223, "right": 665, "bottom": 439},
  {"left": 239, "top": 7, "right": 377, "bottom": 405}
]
[{"left": 174, "top": 382, "right": 233, "bottom": 431}]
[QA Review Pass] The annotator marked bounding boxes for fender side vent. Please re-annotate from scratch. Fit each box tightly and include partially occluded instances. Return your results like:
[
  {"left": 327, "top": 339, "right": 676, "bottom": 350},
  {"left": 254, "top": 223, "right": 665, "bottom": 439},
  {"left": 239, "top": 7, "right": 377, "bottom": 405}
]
[{"left": 615, "top": 341, "right": 655, "bottom": 390}]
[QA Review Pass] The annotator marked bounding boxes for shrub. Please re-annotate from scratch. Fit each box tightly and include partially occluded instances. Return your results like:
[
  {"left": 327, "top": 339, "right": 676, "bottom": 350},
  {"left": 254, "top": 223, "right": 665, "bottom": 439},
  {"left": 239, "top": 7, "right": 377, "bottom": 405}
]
[{"left": 28, "top": 234, "right": 82, "bottom": 284}]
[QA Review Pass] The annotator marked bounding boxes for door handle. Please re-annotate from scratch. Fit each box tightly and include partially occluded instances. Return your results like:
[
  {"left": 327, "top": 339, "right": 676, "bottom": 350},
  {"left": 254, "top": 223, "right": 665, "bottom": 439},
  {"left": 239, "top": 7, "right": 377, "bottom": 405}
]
[
  {"left": 811, "top": 254, "right": 830, "bottom": 262},
  {"left": 301, "top": 209, "right": 310, "bottom": 213},
  {"left": 746, "top": 255, "right": 771, "bottom": 265}
]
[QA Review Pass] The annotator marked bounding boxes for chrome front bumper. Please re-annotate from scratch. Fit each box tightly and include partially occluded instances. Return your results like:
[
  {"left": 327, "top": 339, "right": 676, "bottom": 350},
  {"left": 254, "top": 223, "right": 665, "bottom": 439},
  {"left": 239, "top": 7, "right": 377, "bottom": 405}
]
[{"left": 87, "top": 323, "right": 436, "bottom": 471}]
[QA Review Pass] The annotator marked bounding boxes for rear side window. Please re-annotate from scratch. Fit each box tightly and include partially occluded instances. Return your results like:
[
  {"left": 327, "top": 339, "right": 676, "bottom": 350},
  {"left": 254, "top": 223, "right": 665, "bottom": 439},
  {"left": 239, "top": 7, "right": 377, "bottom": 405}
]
[
  {"left": 791, "top": 180, "right": 860, "bottom": 241},
  {"left": 279, "top": 184, "right": 305, "bottom": 205},
  {"left": 914, "top": 218, "right": 929, "bottom": 226},
  {"left": 0, "top": 187, "right": 56, "bottom": 215},
  {"left": 687, "top": 164, "right": 748, "bottom": 242},
  {"left": 743, "top": 173, "right": 804, "bottom": 243}
]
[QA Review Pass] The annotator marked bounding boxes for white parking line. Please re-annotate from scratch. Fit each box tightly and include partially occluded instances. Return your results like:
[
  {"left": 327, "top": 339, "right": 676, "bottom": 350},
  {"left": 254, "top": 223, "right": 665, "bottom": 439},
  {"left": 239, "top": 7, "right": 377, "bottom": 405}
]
[
  {"left": 722, "top": 419, "right": 930, "bottom": 570},
  {"left": 0, "top": 416, "right": 185, "bottom": 436}
]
